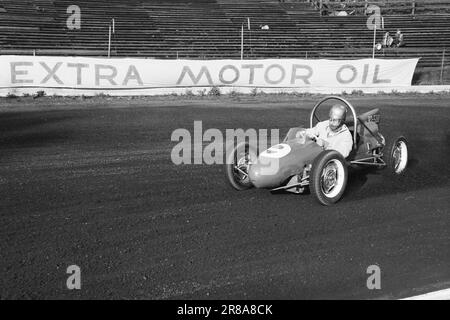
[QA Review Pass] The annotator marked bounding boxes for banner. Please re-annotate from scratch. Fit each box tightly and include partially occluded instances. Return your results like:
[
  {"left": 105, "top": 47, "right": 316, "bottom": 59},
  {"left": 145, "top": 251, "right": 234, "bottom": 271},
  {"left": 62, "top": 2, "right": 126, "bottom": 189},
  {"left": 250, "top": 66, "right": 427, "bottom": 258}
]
[{"left": 0, "top": 56, "right": 419, "bottom": 96}]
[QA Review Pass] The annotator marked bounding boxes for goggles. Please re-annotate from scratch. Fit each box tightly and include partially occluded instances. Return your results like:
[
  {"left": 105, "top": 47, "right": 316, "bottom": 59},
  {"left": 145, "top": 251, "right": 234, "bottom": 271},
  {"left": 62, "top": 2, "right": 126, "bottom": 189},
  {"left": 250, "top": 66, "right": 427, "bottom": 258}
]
[{"left": 329, "top": 117, "right": 344, "bottom": 124}]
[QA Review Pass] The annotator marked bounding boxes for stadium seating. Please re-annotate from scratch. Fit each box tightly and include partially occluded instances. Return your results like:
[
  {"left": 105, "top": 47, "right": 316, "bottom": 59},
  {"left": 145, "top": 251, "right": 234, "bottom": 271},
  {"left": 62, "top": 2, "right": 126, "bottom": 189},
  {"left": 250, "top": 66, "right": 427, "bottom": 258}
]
[{"left": 0, "top": 0, "right": 448, "bottom": 68}]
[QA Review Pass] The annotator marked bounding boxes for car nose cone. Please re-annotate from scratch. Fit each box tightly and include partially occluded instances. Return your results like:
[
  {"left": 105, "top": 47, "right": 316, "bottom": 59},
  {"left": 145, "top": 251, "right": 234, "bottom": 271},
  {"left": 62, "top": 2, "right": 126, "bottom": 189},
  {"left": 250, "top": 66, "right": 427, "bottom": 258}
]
[
  {"left": 248, "top": 143, "right": 290, "bottom": 188},
  {"left": 248, "top": 161, "right": 280, "bottom": 188}
]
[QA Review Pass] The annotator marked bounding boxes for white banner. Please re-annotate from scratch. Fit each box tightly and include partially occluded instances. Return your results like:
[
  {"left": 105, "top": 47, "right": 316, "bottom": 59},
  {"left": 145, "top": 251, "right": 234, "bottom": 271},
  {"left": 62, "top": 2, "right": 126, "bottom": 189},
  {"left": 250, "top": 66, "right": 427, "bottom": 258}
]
[{"left": 0, "top": 56, "right": 419, "bottom": 96}]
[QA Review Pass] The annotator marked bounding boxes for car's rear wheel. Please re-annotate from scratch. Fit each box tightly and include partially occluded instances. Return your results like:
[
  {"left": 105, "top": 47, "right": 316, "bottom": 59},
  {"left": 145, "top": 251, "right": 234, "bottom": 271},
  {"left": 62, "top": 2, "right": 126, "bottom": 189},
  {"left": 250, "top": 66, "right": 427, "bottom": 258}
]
[
  {"left": 310, "top": 150, "right": 348, "bottom": 206},
  {"left": 383, "top": 135, "right": 409, "bottom": 175},
  {"left": 225, "top": 142, "right": 256, "bottom": 190}
]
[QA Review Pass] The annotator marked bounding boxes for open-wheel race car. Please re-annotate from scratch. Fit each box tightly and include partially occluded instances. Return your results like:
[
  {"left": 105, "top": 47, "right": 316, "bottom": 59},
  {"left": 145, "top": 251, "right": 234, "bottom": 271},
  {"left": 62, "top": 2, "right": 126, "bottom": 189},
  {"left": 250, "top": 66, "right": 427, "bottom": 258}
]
[{"left": 225, "top": 96, "right": 409, "bottom": 206}]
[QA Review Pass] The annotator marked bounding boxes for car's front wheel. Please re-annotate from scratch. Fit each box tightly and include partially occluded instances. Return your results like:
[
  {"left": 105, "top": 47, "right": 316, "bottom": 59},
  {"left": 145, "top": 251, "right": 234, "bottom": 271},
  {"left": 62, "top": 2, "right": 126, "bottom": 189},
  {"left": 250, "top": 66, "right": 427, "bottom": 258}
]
[
  {"left": 382, "top": 135, "right": 409, "bottom": 175},
  {"left": 225, "top": 142, "right": 256, "bottom": 191},
  {"left": 310, "top": 150, "right": 348, "bottom": 206}
]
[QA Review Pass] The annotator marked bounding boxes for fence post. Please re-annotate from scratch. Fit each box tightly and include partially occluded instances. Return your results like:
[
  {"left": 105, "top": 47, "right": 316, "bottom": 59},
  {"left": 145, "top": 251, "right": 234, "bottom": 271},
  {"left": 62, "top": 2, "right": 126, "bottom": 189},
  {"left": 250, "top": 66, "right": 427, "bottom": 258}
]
[
  {"left": 240, "top": 24, "right": 244, "bottom": 60},
  {"left": 108, "top": 24, "right": 112, "bottom": 58},
  {"left": 319, "top": 0, "right": 323, "bottom": 16},
  {"left": 372, "top": 24, "right": 377, "bottom": 59},
  {"left": 412, "top": 0, "right": 416, "bottom": 16},
  {"left": 440, "top": 48, "right": 446, "bottom": 85},
  {"left": 248, "top": 17, "right": 252, "bottom": 59}
]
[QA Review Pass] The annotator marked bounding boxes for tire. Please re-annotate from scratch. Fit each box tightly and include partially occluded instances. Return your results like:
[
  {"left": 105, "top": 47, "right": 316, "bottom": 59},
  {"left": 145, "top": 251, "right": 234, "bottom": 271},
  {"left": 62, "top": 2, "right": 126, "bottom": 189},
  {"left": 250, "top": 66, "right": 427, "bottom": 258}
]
[
  {"left": 382, "top": 135, "right": 409, "bottom": 175},
  {"left": 310, "top": 150, "right": 348, "bottom": 206},
  {"left": 225, "top": 142, "right": 256, "bottom": 191}
]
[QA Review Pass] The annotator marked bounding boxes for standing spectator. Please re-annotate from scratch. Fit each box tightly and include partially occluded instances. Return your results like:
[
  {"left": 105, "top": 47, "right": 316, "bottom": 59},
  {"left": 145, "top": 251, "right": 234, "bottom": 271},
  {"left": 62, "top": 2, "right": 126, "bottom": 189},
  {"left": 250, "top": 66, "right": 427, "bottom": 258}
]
[
  {"left": 382, "top": 31, "right": 394, "bottom": 48},
  {"left": 394, "top": 29, "right": 405, "bottom": 47}
]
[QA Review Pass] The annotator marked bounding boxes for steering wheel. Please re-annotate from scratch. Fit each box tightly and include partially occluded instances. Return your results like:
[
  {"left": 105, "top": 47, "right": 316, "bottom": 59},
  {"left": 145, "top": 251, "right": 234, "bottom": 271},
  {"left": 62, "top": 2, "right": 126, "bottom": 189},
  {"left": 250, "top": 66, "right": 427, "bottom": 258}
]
[{"left": 309, "top": 96, "right": 358, "bottom": 149}]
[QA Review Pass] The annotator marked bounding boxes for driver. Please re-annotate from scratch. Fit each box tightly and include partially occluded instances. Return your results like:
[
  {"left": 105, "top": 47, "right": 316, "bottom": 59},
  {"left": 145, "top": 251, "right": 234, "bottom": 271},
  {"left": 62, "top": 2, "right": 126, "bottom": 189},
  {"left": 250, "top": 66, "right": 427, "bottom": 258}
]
[{"left": 305, "top": 104, "right": 353, "bottom": 158}]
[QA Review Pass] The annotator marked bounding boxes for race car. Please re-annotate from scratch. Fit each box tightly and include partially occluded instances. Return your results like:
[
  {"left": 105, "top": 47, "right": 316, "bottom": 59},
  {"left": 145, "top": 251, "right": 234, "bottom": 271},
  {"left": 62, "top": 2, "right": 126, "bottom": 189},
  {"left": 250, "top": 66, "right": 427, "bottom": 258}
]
[{"left": 225, "top": 96, "right": 409, "bottom": 206}]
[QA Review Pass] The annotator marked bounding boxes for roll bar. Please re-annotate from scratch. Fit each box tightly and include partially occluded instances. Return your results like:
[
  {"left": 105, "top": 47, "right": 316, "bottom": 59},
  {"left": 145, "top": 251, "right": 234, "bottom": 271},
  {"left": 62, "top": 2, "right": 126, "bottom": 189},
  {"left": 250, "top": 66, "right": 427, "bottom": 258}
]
[{"left": 309, "top": 96, "right": 358, "bottom": 149}]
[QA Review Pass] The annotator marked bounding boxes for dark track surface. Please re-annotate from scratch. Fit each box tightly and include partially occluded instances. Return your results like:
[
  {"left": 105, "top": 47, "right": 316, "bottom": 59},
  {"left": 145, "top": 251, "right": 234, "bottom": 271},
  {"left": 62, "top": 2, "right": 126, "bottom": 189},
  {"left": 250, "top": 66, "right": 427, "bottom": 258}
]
[{"left": 0, "top": 95, "right": 449, "bottom": 299}]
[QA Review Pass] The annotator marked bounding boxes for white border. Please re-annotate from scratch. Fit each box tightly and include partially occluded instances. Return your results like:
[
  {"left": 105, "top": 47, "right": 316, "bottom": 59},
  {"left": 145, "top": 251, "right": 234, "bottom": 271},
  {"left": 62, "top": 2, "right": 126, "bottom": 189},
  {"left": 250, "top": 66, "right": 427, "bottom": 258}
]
[{"left": 401, "top": 288, "right": 450, "bottom": 300}]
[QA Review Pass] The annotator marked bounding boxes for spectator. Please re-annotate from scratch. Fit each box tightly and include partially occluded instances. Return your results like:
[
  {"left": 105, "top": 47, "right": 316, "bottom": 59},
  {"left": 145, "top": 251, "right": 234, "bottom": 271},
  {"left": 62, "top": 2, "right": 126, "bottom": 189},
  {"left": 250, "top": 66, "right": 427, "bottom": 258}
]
[
  {"left": 335, "top": 10, "right": 348, "bottom": 16},
  {"left": 394, "top": 29, "right": 405, "bottom": 47},
  {"left": 321, "top": 1, "right": 331, "bottom": 16},
  {"left": 382, "top": 31, "right": 394, "bottom": 48},
  {"left": 331, "top": 1, "right": 356, "bottom": 16}
]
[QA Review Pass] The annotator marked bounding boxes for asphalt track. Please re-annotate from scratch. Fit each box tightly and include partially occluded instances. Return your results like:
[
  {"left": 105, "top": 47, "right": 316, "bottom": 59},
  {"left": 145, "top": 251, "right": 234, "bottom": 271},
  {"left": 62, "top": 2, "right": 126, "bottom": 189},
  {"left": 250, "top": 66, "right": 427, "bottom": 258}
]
[{"left": 0, "top": 95, "right": 449, "bottom": 299}]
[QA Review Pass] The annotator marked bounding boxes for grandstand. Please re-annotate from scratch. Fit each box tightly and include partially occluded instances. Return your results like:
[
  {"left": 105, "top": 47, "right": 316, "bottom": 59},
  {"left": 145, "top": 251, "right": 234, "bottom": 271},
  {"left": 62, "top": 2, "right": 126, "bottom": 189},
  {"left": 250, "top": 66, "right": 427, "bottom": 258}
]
[{"left": 0, "top": 0, "right": 449, "bottom": 69}]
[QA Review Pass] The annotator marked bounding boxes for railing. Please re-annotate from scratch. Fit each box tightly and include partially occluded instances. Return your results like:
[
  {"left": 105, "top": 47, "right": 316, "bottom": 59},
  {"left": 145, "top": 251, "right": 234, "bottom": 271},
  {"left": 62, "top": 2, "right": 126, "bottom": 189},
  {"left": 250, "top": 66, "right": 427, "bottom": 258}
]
[{"left": 312, "top": 0, "right": 450, "bottom": 16}]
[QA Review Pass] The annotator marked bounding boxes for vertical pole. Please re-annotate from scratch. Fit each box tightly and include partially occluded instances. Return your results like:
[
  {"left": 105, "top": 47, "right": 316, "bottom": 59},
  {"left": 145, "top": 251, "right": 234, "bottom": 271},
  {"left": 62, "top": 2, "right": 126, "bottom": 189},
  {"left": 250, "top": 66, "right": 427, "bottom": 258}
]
[
  {"left": 108, "top": 24, "right": 112, "bottom": 58},
  {"left": 440, "top": 48, "right": 446, "bottom": 85},
  {"left": 319, "top": 0, "right": 323, "bottom": 16},
  {"left": 412, "top": 0, "right": 416, "bottom": 16},
  {"left": 248, "top": 17, "right": 251, "bottom": 59},
  {"left": 112, "top": 18, "right": 115, "bottom": 56},
  {"left": 241, "top": 24, "right": 244, "bottom": 60},
  {"left": 372, "top": 24, "right": 376, "bottom": 59}
]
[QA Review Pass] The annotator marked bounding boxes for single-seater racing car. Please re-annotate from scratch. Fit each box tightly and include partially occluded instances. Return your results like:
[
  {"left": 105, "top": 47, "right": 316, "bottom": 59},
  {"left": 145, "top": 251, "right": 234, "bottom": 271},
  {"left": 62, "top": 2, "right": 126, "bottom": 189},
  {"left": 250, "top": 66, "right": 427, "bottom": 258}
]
[{"left": 225, "top": 96, "right": 409, "bottom": 206}]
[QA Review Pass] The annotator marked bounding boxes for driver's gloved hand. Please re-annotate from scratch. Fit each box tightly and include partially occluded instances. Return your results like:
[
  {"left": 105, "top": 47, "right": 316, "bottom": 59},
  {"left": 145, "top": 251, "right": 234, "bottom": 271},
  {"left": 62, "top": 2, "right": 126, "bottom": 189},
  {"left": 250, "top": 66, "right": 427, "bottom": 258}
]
[
  {"left": 306, "top": 132, "right": 317, "bottom": 140},
  {"left": 316, "top": 137, "right": 324, "bottom": 146},
  {"left": 316, "top": 138, "right": 330, "bottom": 149}
]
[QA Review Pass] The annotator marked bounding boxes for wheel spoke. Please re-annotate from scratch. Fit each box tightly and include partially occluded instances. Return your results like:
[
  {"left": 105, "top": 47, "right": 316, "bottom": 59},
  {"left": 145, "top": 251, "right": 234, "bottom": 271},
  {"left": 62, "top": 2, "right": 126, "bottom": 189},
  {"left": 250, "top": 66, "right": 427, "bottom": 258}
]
[
  {"left": 321, "top": 165, "right": 337, "bottom": 194},
  {"left": 323, "top": 181, "right": 334, "bottom": 194},
  {"left": 234, "top": 165, "right": 248, "bottom": 179},
  {"left": 393, "top": 145, "right": 401, "bottom": 169},
  {"left": 319, "top": 159, "right": 345, "bottom": 198},
  {"left": 392, "top": 140, "right": 408, "bottom": 174}
]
